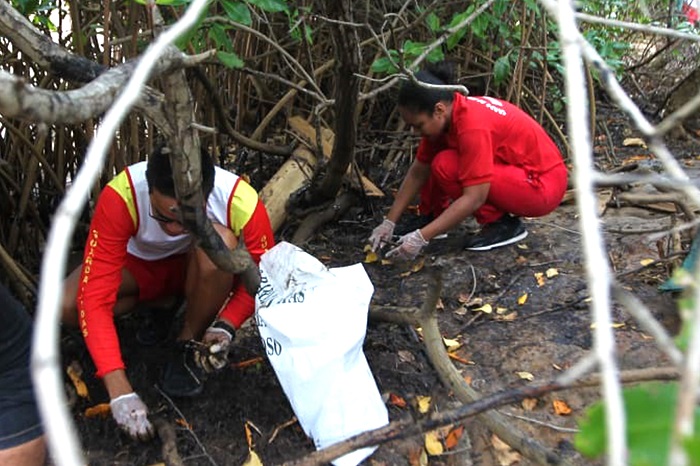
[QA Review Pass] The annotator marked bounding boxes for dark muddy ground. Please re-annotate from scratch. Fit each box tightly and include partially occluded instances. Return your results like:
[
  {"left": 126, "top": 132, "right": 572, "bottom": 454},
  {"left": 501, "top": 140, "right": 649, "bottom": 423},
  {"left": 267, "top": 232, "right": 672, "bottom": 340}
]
[{"left": 59, "top": 104, "right": 698, "bottom": 466}]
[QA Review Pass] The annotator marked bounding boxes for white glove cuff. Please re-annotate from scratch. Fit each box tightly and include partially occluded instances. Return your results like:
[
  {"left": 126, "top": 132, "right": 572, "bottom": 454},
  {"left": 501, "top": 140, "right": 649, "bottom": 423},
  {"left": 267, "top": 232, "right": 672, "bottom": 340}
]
[
  {"left": 383, "top": 218, "right": 396, "bottom": 227},
  {"left": 110, "top": 392, "right": 137, "bottom": 405},
  {"left": 207, "top": 326, "right": 233, "bottom": 341},
  {"left": 416, "top": 229, "right": 428, "bottom": 244}
]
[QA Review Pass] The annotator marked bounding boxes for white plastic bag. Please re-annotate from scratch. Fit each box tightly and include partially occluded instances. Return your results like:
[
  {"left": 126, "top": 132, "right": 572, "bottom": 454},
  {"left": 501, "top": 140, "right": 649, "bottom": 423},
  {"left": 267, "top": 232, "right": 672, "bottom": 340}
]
[{"left": 255, "top": 242, "right": 388, "bottom": 466}]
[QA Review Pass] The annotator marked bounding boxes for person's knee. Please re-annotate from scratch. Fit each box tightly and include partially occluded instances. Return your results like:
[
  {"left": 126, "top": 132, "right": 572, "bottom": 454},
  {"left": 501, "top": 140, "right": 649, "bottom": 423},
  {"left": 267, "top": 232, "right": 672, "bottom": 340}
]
[
  {"left": 195, "top": 224, "right": 239, "bottom": 274},
  {"left": 0, "top": 435, "right": 47, "bottom": 466}
]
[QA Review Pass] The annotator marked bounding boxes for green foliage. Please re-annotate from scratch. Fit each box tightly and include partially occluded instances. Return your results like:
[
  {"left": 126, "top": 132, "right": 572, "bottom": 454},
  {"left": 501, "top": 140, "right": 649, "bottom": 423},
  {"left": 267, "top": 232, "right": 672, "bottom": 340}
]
[
  {"left": 576, "top": 382, "right": 700, "bottom": 465},
  {"left": 11, "top": 0, "right": 57, "bottom": 30},
  {"left": 137, "top": 0, "right": 299, "bottom": 69},
  {"left": 370, "top": 40, "right": 444, "bottom": 74}
]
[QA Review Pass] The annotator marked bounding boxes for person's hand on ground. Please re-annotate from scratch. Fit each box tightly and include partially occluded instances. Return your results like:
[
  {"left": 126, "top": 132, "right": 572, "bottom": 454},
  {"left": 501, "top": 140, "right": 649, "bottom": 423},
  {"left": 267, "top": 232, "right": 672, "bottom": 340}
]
[
  {"left": 369, "top": 219, "right": 395, "bottom": 251},
  {"left": 194, "top": 320, "right": 235, "bottom": 373},
  {"left": 109, "top": 392, "right": 154, "bottom": 441},
  {"left": 386, "top": 229, "right": 428, "bottom": 261}
]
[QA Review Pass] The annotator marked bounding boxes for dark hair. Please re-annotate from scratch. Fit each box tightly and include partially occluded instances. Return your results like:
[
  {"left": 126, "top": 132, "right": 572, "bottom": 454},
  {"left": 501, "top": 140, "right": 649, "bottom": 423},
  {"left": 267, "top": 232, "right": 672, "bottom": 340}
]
[
  {"left": 397, "top": 62, "right": 456, "bottom": 114},
  {"left": 146, "top": 144, "right": 215, "bottom": 198}
]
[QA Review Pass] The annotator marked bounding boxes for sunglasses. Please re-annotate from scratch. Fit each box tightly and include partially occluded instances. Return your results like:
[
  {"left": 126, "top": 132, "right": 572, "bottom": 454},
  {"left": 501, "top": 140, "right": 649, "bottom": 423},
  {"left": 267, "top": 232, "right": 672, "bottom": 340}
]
[{"left": 149, "top": 203, "right": 183, "bottom": 225}]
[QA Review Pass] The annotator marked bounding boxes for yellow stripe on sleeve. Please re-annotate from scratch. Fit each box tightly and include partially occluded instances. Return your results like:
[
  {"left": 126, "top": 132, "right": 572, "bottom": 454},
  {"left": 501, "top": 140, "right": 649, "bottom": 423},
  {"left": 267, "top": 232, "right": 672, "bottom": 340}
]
[
  {"left": 107, "top": 170, "right": 139, "bottom": 230},
  {"left": 229, "top": 180, "right": 258, "bottom": 235}
]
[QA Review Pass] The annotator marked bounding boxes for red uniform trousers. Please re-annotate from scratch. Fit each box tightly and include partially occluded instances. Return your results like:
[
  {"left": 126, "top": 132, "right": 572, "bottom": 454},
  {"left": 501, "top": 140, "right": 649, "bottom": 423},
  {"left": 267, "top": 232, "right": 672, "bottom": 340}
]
[{"left": 419, "top": 149, "right": 568, "bottom": 224}]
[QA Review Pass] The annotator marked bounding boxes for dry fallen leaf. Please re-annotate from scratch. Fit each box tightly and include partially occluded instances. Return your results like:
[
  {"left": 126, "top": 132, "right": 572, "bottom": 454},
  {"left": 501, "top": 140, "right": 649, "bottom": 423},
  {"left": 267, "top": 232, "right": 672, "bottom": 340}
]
[
  {"left": 623, "top": 137, "right": 647, "bottom": 148},
  {"left": 473, "top": 303, "right": 493, "bottom": 314},
  {"left": 444, "top": 425, "right": 465, "bottom": 450},
  {"left": 534, "top": 272, "right": 546, "bottom": 287},
  {"left": 417, "top": 396, "right": 431, "bottom": 414},
  {"left": 84, "top": 403, "right": 111, "bottom": 418},
  {"left": 516, "top": 371, "right": 534, "bottom": 381},
  {"left": 521, "top": 398, "right": 538, "bottom": 411},
  {"left": 590, "top": 322, "right": 626, "bottom": 329},
  {"left": 495, "top": 311, "right": 518, "bottom": 321},
  {"left": 517, "top": 293, "right": 528, "bottom": 305},
  {"left": 545, "top": 267, "right": 559, "bottom": 278},
  {"left": 553, "top": 399, "right": 573, "bottom": 415},
  {"left": 389, "top": 393, "right": 407, "bottom": 408},
  {"left": 515, "top": 255, "right": 528, "bottom": 265},
  {"left": 448, "top": 352, "right": 473, "bottom": 364},
  {"left": 457, "top": 293, "right": 471, "bottom": 303},
  {"left": 491, "top": 434, "right": 522, "bottom": 466},
  {"left": 175, "top": 418, "right": 192, "bottom": 429},
  {"left": 242, "top": 450, "right": 263, "bottom": 466},
  {"left": 516, "top": 243, "right": 529, "bottom": 250},
  {"left": 424, "top": 430, "right": 444, "bottom": 456},
  {"left": 67, "top": 361, "right": 89, "bottom": 399},
  {"left": 640, "top": 258, "right": 655, "bottom": 266},
  {"left": 364, "top": 250, "right": 379, "bottom": 263},
  {"left": 443, "top": 337, "right": 461, "bottom": 352}
]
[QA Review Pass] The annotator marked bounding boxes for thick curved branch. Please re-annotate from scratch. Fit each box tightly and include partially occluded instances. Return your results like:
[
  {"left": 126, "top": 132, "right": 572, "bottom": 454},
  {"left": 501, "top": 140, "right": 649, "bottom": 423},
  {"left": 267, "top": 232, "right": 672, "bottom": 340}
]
[
  {"left": 369, "top": 268, "right": 569, "bottom": 466},
  {"left": 0, "top": 49, "right": 213, "bottom": 124},
  {"left": 0, "top": 1, "right": 105, "bottom": 82}
]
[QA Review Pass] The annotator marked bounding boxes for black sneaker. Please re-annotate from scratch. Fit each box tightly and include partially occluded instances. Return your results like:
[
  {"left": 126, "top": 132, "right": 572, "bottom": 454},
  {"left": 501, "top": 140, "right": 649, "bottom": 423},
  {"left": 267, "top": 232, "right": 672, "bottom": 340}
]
[
  {"left": 463, "top": 215, "right": 527, "bottom": 251},
  {"left": 393, "top": 214, "right": 435, "bottom": 238},
  {"left": 160, "top": 342, "right": 205, "bottom": 397}
]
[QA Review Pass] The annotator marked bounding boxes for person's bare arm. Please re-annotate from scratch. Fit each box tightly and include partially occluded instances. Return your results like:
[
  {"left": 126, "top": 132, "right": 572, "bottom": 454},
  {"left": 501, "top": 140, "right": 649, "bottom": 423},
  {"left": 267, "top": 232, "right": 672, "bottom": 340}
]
[
  {"left": 103, "top": 370, "right": 133, "bottom": 399},
  {"left": 419, "top": 183, "right": 490, "bottom": 241}
]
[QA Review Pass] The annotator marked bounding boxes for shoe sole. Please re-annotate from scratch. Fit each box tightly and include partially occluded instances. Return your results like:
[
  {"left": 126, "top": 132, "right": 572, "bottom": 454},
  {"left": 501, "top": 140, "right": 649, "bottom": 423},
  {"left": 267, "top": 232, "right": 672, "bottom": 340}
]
[{"left": 465, "top": 230, "right": 528, "bottom": 251}]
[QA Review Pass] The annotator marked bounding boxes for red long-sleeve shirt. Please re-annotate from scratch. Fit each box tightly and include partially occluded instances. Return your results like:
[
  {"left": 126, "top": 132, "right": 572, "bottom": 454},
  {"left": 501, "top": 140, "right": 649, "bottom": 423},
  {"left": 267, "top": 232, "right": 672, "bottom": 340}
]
[{"left": 77, "top": 162, "right": 274, "bottom": 377}]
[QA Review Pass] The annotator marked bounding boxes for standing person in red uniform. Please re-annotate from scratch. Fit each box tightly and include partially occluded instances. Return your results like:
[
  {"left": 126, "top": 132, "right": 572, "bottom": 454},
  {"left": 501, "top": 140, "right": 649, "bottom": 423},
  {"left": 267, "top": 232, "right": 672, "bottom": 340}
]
[
  {"left": 369, "top": 64, "right": 568, "bottom": 259},
  {"left": 61, "top": 145, "right": 274, "bottom": 440}
]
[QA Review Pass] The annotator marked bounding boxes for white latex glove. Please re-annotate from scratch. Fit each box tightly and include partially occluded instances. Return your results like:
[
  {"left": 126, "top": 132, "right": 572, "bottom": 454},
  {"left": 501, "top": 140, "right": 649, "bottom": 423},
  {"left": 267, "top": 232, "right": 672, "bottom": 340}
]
[
  {"left": 386, "top": 229, "right": 428, "bottom": 261},
  {"left": 194, "top": 321, "right": 234, "bottom": 373},
  {"left": 110, "top": 392, "right": 154, "bottom": 441},
  {"left": 368, "top": 218, "right": 395, "bottom": 251}
]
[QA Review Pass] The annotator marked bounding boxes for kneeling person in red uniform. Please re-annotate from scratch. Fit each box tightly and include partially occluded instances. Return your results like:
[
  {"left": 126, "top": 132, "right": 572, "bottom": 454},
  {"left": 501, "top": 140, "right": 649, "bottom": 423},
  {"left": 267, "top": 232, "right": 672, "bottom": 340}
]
[
  {"left": 370, "top": 64, "right": 568, "bottom": 259},
  {"left": 61, "top": 145, "right": 274, "bottom": 439}
]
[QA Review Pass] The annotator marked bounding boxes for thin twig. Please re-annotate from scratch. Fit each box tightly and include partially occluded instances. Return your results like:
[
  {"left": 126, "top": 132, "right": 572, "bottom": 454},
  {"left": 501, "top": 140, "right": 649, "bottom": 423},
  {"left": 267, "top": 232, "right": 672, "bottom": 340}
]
[{"left": 157, "top": 386, "right": 218, "bottom": 466}]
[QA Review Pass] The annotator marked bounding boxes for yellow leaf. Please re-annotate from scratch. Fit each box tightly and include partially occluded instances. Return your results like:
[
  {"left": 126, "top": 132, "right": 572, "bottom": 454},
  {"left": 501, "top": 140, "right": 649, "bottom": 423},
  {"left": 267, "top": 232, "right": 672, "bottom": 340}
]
[
  {"left": 84, "top": 403, "right": 111, "bottom": 418},
  {"left": 516, "top": 371, "right": 534, "bottom": 381},
  {"left": 473, "top": 303, "right": 493, "bottom": 314},
  {"left": 363, "top": 244, "right": 372, "bottom": 252},
  {"left": 242, "top": 449, "right": 264, "bottom": 466},
  {"left": 517, "top": 243, "right": 529, "bottom": 250},
  {"left": 411, "top": 258, "right": 425, "bottom": 273},
  {"left": 496, "top": 306, "right": 509, "bottom": 314},
  {"left": 424, "top": 430, "right": 444, "bottom": 456},
  {"left": 623, "top": 137, "right": 647, "bottom": 148},
  {"left": 534, "top": 272, "right": 546, "bottom": 287},
  {"left": 417, "top": 396, "right": 431, "bottom": 414},
  {"left": 443, "top": 338, "right": 461, "bottom": 352},
  {"left": 380, "top": 259, "right": 392, "bottom": 265},
  {"left": 67, "top": 362, "right": 89, "bottom": 399},
  {"left": 517, "top": 293, "right": 528, "bottom": 305},
  {"left": 545, "top": 268, "right": 559, "bottom": 278},
  {"left": 590, "top": 322, "right": 626, "bottom": 329},
  {"left": 640, "top": 258, "right": 654, "bottom": 266},
  {"left": 552, "top": 399, "right": 572, "bottom": 415},
  {"left": 364, "top": 250, "right": 379, "bottom": 263}
]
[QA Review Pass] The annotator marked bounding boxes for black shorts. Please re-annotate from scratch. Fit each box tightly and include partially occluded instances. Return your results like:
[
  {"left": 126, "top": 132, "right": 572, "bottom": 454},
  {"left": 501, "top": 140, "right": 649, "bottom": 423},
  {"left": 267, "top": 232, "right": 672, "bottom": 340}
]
[{"left": 0, "top": 284, "right": 43, "bottom": 450}]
